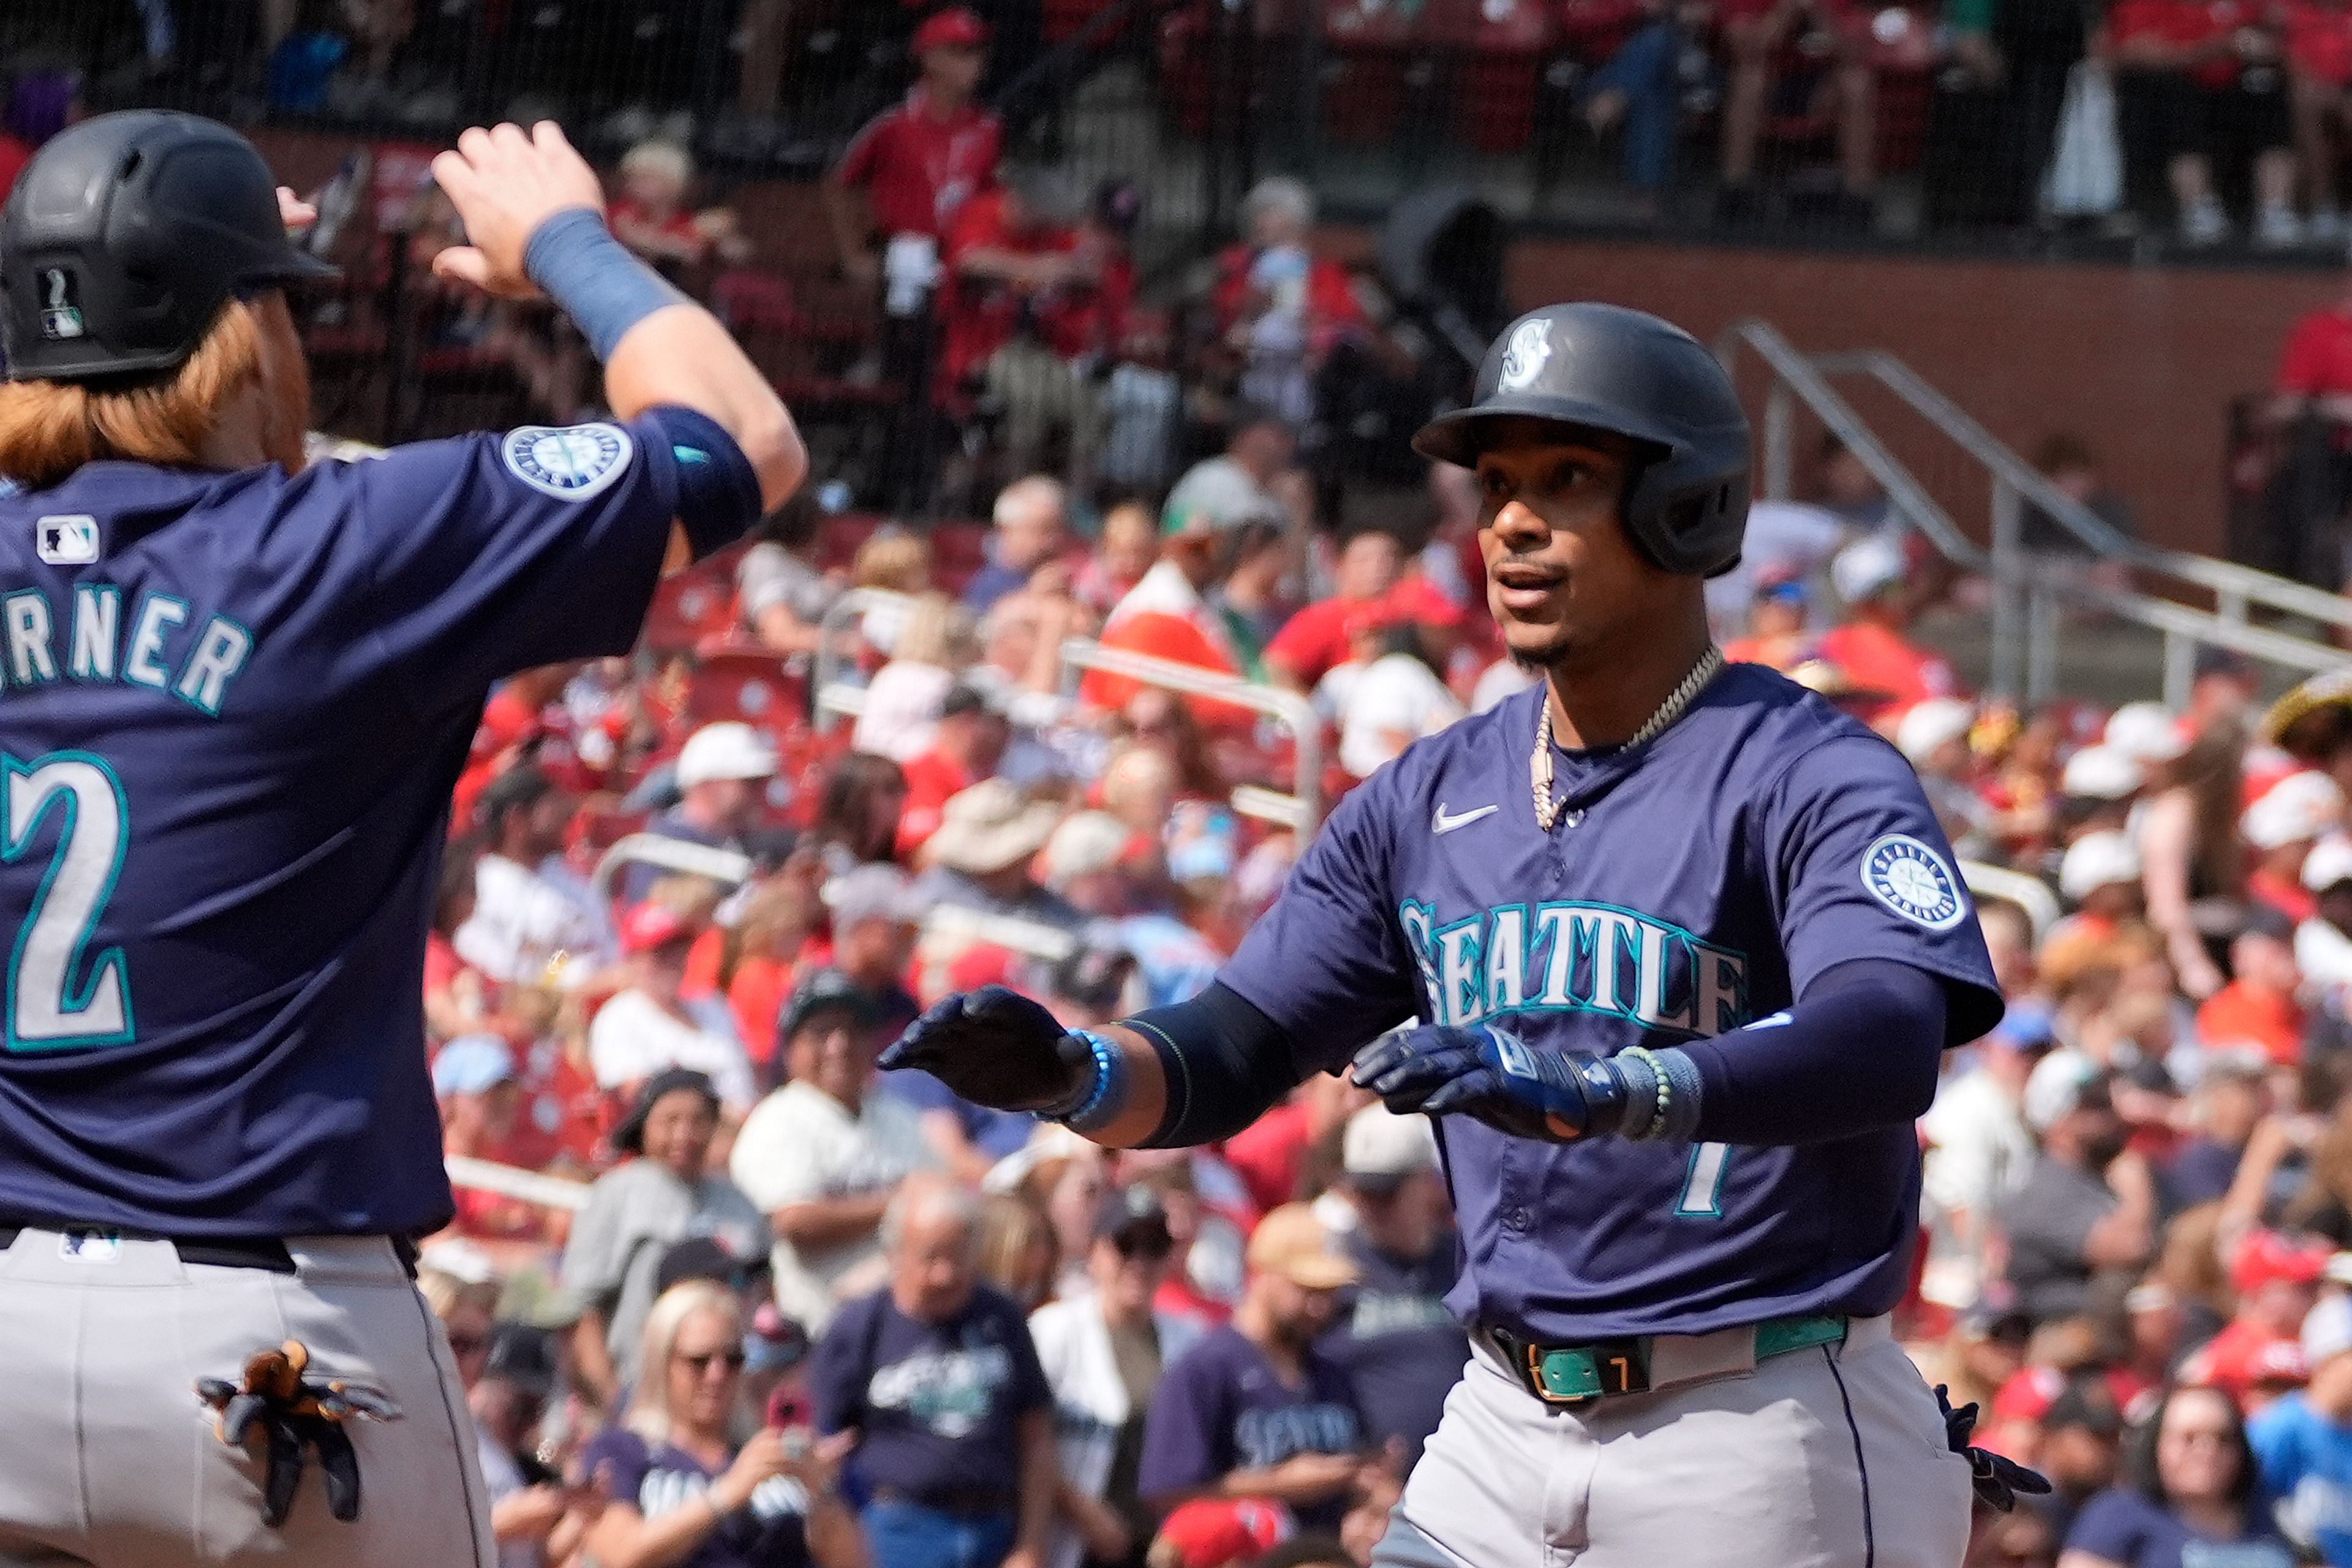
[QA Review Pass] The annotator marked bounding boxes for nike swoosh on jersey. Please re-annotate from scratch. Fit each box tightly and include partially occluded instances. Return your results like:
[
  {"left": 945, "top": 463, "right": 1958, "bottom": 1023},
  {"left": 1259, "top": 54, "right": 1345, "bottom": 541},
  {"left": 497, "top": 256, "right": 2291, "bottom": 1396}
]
[{"left": 1432, "top": 803, "right": 1499, "bottom": 834}]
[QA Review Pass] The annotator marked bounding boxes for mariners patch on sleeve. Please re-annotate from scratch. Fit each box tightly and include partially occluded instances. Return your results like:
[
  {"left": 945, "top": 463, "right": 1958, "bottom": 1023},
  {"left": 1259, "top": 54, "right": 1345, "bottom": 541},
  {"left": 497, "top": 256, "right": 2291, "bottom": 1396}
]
[
  {"left": 1861, "top": 833, "right": 1968, "bottom": 931},
  {"left": 501, "top": 423, "right": 634, "bottom": 501}
]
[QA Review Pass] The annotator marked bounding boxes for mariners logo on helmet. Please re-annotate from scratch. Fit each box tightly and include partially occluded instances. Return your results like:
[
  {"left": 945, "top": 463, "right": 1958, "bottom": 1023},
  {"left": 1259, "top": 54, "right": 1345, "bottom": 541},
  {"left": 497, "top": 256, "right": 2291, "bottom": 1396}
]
[
  {"left": 1497, "top": 318, "right": 1551, "bottom": 394},
  {"left": 1861, "top": 834, "right": 1967, "bottom": 932}
]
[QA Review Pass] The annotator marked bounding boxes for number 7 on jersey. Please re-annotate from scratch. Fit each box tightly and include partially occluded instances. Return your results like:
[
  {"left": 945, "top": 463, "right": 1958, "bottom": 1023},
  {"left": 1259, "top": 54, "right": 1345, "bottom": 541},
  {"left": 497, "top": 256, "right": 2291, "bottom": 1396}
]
[{"left": 4, "top": 752, "right": 134, "bottom": 1052}]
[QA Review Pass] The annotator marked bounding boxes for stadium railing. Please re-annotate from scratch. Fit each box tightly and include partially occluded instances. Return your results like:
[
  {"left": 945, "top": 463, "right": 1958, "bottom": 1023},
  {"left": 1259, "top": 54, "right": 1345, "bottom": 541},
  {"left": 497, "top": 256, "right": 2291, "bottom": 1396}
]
[
  {"left": 1719, "top": 318, "right": 2352, "bottom": 707},
  {"left": 812, "top": 587, "right": 1325, "bottom": 837}
]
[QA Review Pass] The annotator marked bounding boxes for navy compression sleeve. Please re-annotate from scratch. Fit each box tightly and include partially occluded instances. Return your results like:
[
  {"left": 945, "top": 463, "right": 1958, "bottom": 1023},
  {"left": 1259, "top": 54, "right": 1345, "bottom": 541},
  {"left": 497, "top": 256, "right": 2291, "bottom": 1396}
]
[
  {"left": 1676, "top": 957, "right": 1948, "bottom": 1146},
  {"left": 641, "top": 405, "right": 762, "bottom": 559},
  {"left": 1126, "top": 982, "right": 1306, "bottom": 1148}
]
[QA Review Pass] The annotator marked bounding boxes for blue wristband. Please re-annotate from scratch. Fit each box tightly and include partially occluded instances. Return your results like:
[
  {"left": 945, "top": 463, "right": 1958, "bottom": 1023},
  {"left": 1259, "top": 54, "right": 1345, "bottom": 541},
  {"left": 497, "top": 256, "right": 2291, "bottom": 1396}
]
[
  {"left": 1056, "top": 1030, "right": 1126, "bottom": 1133},
  {"left": 522, "top": 207, "right": 689, "bottom": 361}
]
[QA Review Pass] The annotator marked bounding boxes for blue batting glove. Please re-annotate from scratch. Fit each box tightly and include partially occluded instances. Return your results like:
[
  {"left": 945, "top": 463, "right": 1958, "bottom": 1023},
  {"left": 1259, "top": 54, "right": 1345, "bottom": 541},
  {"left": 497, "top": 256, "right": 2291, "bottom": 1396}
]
[{"left": 1349, "top": 1023, "right": 1631, "bottom": 1142}]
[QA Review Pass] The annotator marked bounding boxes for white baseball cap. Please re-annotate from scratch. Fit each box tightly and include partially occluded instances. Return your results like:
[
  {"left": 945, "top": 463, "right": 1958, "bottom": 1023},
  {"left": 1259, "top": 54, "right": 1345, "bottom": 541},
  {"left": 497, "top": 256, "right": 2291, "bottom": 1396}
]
[
  {"left": 676, "top": 722, "right": 778, "bottom": 788},
  {"left": 2305, "top": 1292, "right": 2352, "bottom": 1368},
  {"left": 2059, "top": 745, "right": 2144, "bottom": 802},
  {"left": 1831, "top": 535, "right": 1906, "bottom": 605},
  {"left": 2305, "top": 834, "right": 2352, "bottom": 894},
  {"left": 1896, "top": 698, "right": 1975, "bottom": 767},
  {"left": 1039, "top": 811, "right": 1131, "bottom": 892},
  {"left": 1341, "top": 1102, "right": 1438, "bottom": 1189},
  {"left": 2244, "top": 771, "right": 2346, "bottom": 851},
  {"left": 2060, "top": 831, "right": 2142, "bottom": 902},
  {"left": 2023, "top": 1048, "right": 2109, "bottom": 1134},
  {"left": 2104, "top": 702, "right": 2190, "bottom": 766}
]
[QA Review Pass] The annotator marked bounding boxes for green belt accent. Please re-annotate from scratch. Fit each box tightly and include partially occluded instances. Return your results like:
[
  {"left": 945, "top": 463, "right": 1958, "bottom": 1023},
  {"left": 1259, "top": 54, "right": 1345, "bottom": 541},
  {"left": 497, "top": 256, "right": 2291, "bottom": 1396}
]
[{"left": 1526, "top": 1313, "right": 1848, "bottom": 1403}]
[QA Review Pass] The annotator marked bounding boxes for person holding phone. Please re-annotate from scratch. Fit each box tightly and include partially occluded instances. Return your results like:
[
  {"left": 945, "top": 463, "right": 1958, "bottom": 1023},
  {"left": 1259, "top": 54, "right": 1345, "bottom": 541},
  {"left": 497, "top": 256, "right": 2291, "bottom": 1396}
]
[{"left": 582, "top": 1281, "right": 867, "bottom": 1568}]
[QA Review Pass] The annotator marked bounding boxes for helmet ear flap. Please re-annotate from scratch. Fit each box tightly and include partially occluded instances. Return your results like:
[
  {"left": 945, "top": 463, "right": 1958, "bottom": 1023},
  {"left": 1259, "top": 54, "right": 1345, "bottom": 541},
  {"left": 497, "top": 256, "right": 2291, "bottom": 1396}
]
[{"left": 1623, "top": 455, "right": 1749, "bottom": 577}]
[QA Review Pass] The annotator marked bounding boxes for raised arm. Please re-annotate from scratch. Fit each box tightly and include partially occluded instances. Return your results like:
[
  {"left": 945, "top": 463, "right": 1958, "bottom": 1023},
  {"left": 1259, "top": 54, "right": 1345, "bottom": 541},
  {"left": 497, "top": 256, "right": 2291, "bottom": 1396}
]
[{"left": 429, "top": 121, "right": 805, "bottom": 513}]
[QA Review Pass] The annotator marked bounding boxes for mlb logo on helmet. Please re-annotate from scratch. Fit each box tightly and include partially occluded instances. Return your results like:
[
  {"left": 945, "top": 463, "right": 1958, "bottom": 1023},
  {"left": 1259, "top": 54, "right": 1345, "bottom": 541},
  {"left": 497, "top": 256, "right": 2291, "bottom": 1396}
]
[{"left": 40, "top": 268, "right": 85, "bottom": 341}]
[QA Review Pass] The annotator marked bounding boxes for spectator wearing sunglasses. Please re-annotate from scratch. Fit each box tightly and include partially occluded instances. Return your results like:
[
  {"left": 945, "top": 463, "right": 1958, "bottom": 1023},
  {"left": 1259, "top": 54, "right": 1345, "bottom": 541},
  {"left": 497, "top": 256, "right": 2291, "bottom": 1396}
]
[
  {"left": 2062, "top": 1383, "right": 2295, "bottom": 1568},
  {"left": 582, "top": 1281, "right": 864, "bottom": 1568},
  {"left": 1031, "top": 1187, "right": 1206, "bottom": 1568}
]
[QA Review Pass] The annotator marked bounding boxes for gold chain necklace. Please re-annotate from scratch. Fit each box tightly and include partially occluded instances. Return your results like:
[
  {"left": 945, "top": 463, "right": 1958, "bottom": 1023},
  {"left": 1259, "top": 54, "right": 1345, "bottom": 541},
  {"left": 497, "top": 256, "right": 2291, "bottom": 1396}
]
[{"left": 1531, "top": 646, "right": 1725, "bottom": 832}]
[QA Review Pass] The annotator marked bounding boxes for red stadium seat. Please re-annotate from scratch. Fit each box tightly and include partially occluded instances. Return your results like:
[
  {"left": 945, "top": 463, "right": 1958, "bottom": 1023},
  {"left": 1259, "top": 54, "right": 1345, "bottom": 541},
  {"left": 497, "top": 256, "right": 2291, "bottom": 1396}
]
[{"left": 1430, "top": 0, "right": 1556, "bottom": 153}]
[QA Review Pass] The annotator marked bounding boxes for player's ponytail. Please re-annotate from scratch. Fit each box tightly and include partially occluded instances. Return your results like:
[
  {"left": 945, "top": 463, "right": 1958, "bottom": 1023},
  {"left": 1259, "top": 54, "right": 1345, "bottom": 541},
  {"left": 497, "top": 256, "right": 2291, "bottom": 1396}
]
[{"left": 0, "top": 298, "right": 268, "bottom": 488}]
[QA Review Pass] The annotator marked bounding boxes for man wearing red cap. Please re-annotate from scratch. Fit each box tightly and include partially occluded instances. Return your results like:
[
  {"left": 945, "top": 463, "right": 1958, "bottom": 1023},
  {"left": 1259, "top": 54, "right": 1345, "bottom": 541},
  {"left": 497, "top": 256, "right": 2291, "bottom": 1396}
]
[
  {"left": 826, "top": 8, "right": 1002, "bottom": 293},
  {"left": 2181, "top": 1229, "right": 2331, "bottom": 1408},
  {"left": 590, "top": 903, "right": 758, "bottom": 1111}
]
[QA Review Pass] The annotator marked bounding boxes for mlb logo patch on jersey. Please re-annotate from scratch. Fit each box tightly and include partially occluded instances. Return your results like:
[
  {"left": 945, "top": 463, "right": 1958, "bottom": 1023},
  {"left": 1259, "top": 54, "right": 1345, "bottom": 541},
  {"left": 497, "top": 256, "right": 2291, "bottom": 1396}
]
[
  {"left": 1861, "top": 833, "right": 1967, "bottom": 932},
  {"left": 502, "top": 423, "right": 634, "bottom": 502},
  {"left": 35, "top": 513, "right": 99, "bottom": 565},
  {"left": 58, "top": 1231, "right": 121, "bottom": 1264}
]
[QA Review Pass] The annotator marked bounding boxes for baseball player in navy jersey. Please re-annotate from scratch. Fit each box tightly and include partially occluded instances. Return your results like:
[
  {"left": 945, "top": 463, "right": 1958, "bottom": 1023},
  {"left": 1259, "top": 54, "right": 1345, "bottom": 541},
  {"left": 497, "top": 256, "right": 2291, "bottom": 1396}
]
[
  {"left": 886, "top": 302, "right": 2048, "bottom": 1566},
  {"left": 0, "top": 111, "right": 802, "bottom": 1564}
]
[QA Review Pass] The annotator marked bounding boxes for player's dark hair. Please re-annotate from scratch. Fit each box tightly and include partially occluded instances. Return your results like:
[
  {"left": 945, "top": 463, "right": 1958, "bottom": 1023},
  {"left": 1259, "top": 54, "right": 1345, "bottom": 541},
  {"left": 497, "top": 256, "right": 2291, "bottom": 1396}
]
[{"left": 2121, "top": 1384, "right": 2257, "bottom": 1511}]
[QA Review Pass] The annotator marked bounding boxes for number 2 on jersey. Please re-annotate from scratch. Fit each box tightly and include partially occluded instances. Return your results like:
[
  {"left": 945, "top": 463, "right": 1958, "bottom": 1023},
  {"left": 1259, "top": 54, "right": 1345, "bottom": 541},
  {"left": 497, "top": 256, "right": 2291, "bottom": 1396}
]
[{"left": 4, "top": 752, "right": 134, "bottom": 1052}]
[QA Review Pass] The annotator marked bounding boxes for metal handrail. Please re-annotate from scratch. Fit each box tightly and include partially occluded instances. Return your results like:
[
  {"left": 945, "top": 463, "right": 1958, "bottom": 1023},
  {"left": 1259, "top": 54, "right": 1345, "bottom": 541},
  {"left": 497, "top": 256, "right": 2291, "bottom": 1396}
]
[
  {"left": 1717, "top": 319, "right": 2352, "bottom": 702},
  {"left": 445, "top": 1155, "right": 590, "bottom": 1212},
  {"left": 811, "top": 587, "right": 1325, "bottom": 835},
  {"left": 1958, "top": 859, "right": 2060, "bottom": 944},
  {"left": 1058, "top": 636, "right": 1326, "bottom": 836},
  {"left": 1811, "top": 348, "right": 2352, "bottom": 631}
]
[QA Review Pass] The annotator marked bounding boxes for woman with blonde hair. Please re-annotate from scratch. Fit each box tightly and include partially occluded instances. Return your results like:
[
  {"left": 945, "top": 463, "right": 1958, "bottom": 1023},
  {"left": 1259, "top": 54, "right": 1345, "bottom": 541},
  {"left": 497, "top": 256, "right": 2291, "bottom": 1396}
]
[
  {"left": 582, "top": 1280, "right": 865, "bottom": 1568},
  {"left": 975, "top": 1192, "right": 1061, "bottom": 1311},
  {"left": 853, "top": 591, "right": 974, "bottom": 763}
]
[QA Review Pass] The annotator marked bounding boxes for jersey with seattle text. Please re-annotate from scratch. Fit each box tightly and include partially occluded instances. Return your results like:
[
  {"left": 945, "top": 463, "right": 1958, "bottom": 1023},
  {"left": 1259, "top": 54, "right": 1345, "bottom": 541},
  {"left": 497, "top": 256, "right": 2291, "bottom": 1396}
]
[
  {"left": 1220, "top": 663, "right": 2002, "bottom": 1341},
  {"left": 0, "top": 421, "right": 678, "bottom": 1237}
]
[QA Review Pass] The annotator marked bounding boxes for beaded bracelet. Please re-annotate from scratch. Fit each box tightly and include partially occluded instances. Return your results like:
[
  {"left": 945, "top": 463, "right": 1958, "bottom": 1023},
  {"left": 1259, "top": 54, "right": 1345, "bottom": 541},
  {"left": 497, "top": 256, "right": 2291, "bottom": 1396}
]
[
  {"left": 1056, "top": 1030, "right": 1125, "bottom": 1131},
  {"left": 1616, "top": 1046, "right": 1672, "bottom": 1141}
]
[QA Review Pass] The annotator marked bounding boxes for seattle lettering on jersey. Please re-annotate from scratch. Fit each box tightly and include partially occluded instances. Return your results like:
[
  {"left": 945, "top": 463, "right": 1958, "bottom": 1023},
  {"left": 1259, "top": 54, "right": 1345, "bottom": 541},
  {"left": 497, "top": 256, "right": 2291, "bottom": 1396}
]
[
  {"left": 1400, "top": 898, "right": 1749, "bottom": 1036},
  {"left": 0, "top": 583, "right": 255, "bottom": 717}
]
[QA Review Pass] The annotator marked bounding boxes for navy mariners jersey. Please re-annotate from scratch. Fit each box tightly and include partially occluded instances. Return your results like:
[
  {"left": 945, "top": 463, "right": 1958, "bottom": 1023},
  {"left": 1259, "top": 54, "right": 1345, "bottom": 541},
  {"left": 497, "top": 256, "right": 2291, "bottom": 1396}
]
[
  {"left": 0, "top": 421, "right": 679, "bottom": 1237},
  {"left": 1221, "top": 664, "right": 2002, "bottom": 1341}
]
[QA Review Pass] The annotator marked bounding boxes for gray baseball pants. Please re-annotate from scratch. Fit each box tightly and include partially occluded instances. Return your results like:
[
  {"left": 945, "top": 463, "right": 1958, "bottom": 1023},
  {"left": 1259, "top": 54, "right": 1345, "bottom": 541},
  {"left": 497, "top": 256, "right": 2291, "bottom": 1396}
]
[
  {"left": 0, "top": 1228, "right": 494, "bottom": 1567},
  {"left": 1372, "top": 1313, "right": 1974, "bottom": 1568}
]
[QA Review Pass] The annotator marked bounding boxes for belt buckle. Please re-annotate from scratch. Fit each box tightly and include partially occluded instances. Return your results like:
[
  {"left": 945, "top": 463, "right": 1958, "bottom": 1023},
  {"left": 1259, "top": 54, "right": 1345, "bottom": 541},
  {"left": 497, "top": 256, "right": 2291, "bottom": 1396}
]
[{"left": 1523, "top": 1338, "right": 1651, "bottom": 1404}]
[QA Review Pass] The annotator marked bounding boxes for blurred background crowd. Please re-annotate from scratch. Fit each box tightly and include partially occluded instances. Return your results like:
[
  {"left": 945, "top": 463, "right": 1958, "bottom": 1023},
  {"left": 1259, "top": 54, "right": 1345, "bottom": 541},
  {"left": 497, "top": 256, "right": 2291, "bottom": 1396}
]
[{"left": 31, "top": 3, "right": 2352, "bottom": 1568}]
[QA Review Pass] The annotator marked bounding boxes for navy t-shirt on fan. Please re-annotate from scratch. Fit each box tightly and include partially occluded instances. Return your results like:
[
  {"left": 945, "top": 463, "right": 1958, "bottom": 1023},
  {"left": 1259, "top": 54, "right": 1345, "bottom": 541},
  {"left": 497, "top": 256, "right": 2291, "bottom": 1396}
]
[
  {"left": 1139, "top": 1324, "right": 1366, "bottom": 1533},
  {"left": 2061, "top": 1487, "right": 2296, "bottom": 1568},
  {"left": 0, "top": 421, "right": 679, "bottom": 1236},
  {"left": 582, "top": 1427, "right": 813, "bottom": 1568},
  {"left": 809, "top": 1283, "right": 1051, "bottom": 1508},
  {"left": 1318, "top": 1229, "right": 1466, "bottom": 1464},
  {"left": 1216, "top": 665, "right": 2003, "bottom": 1343}
]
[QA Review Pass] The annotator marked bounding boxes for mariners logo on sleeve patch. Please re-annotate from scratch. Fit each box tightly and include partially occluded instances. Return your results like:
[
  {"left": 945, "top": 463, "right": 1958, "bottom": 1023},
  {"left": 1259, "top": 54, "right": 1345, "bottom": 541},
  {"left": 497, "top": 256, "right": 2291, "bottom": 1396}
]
[
  {"left": 1861, "top": 833, "right": 1967, "bottom": 931},
  {"left": 502, "top": 423, "right": 634, "bottom": 501}
]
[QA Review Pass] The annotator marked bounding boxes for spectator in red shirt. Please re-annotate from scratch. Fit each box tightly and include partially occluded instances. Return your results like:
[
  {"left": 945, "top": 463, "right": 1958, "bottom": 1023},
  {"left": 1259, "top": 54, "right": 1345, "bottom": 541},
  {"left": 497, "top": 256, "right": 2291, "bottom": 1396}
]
[
  {"left": 897, "top": 684, "right": 1012, "bottom": 859},
  {"left": 609, "top": 140, "right": 751, "bottom": 286},
  {"left": 2181, "top": 1229, "right": 2329, "bottom": 1406},
  {"left": 2274, "top": 271, "right": 2352, "bottom": 423},
  {"left": 1814, "top": 535, "right": 1959, "bottom": 720},
  {"left": 434, "top": 1035, "right": 549, "bottom": 1244},
  {"left": 1210, "top": 178, "right": 1367, "bottom": 430},
  {"left": 2106, "top": 0, "right": 2299, "bottom": 245},
  {"left": 1264, "top": 527, "right": 1405, "bottom": 692},
  {"left": 825, "top": 6, "right": 1003, "bottom": 289},
  {"left": 1717, "top": 0, "right": 1878, "bottom": 219}
]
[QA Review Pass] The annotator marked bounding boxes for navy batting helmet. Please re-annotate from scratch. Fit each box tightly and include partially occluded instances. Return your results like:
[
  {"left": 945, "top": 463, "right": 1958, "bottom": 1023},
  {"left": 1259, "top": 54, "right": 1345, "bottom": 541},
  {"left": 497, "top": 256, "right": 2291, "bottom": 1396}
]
[
  {"left": 1, "top": 110, "right": 334, "bottom": 383},
  {"left": 1412, "top": 302, "right": 1751, "bottom": 578}
]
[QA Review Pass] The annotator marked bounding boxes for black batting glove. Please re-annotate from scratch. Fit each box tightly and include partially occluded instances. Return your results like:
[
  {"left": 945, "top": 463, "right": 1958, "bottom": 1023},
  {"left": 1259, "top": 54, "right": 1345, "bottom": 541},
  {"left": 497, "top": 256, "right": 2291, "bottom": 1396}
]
[
  {"left": 1351, "top": 1023, "right": 1632, "bottom": 1142},
  {"left": 1934, "top": 1384, "right": 2051, "bottom": 1513},
  {"left": 197, "top": 1340, "right": 401, "bottom": 1526},
  {"left": 878, "top": 984, "right": 1099, "bottom": 1115}
]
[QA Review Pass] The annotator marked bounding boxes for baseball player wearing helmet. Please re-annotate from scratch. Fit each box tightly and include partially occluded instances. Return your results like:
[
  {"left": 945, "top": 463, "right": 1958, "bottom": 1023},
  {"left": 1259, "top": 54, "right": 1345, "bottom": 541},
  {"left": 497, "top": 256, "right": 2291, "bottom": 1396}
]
[
  {"left": 0, "top": 111, "right": 803, "bottom": 1564},
  {"left": 886, "top": 303, "right": 2046, "bottom": 1567}
]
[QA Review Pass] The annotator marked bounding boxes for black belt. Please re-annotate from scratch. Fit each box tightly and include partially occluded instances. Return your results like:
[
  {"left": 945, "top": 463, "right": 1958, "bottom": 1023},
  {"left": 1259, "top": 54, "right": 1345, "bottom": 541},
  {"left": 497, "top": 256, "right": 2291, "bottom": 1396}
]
[
  {"left": 0, "top": 1225, "right": 299, "bottom": 1273},
  {"left": 872, "top": 1485, "right": 1020, "bottom": 1518}
]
